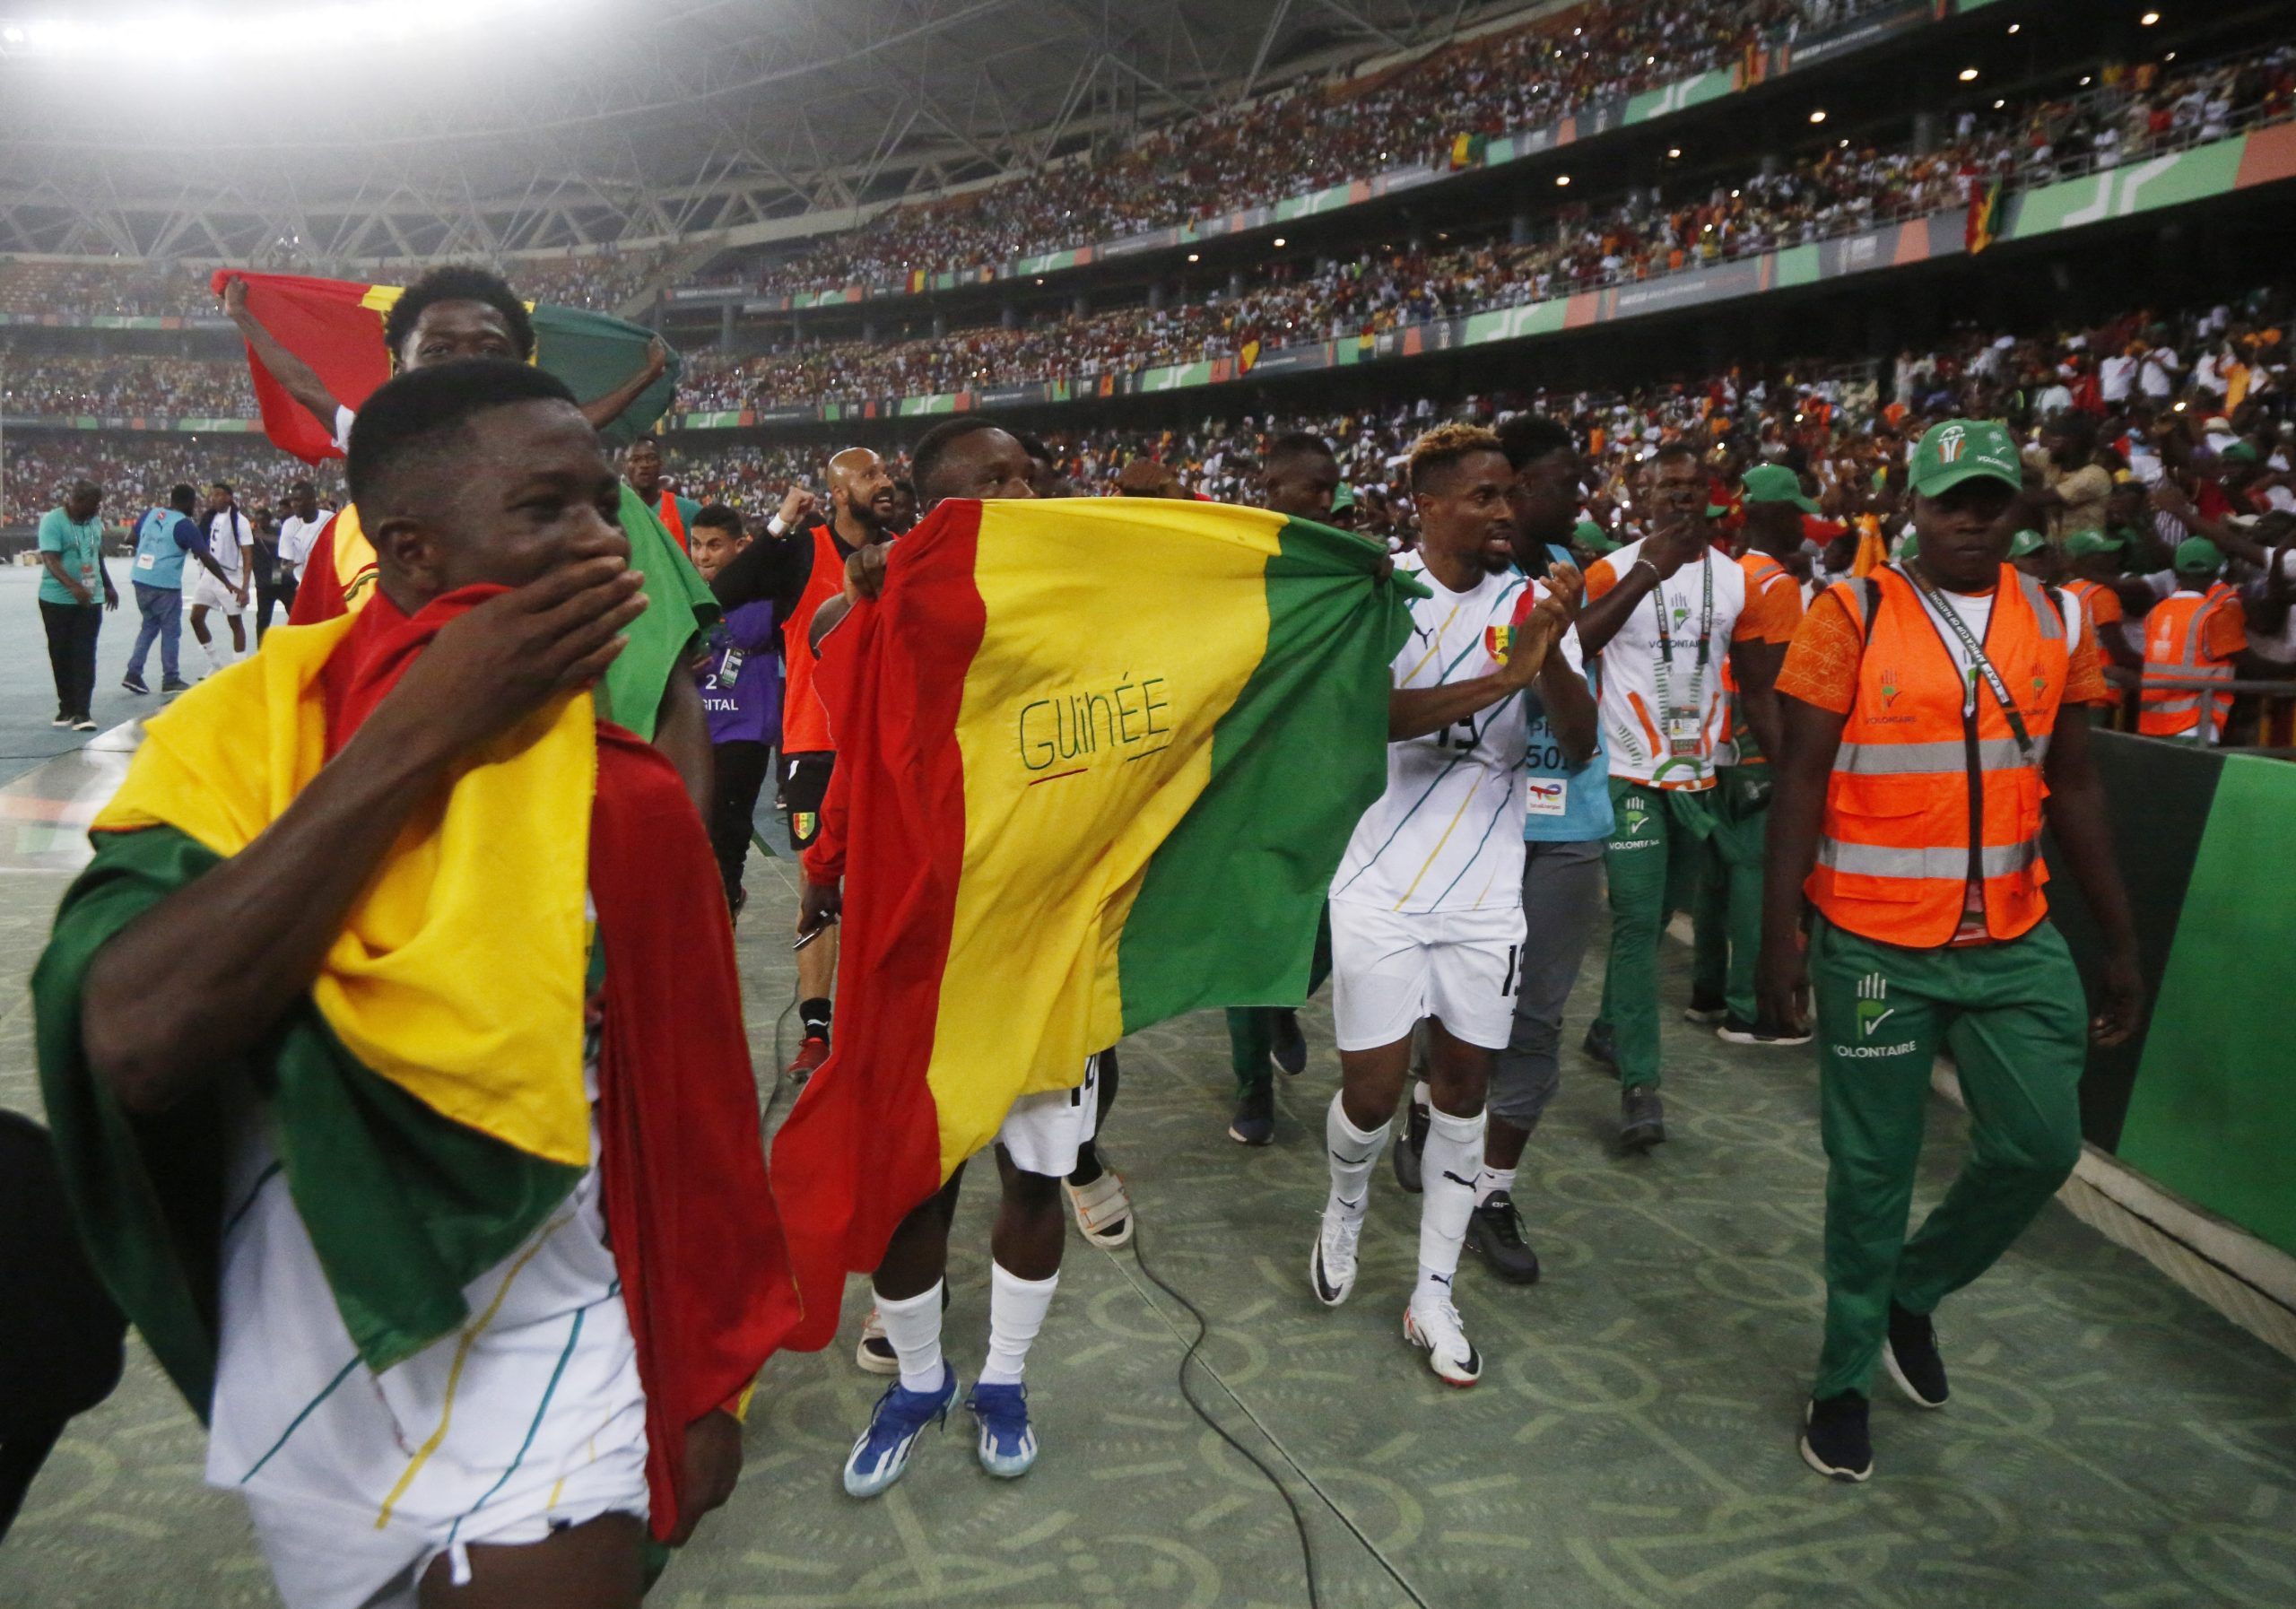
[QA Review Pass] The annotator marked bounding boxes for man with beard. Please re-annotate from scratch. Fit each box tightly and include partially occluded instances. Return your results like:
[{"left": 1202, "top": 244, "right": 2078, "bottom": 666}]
[
  {"left": 1390, "top": 415, "right": 1602, "bottom": 1285},
  {"left": 707, "top": 446, "right": 900, "bottom": 1077},
  {"left": 1315, "top": 424, "right": 1578, "bottom": 1385}
]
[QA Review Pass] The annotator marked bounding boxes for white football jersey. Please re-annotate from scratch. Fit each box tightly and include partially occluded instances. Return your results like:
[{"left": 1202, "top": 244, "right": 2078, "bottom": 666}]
[{"left": 1331, "top": 559, "right": 1533, "bottom": 916}]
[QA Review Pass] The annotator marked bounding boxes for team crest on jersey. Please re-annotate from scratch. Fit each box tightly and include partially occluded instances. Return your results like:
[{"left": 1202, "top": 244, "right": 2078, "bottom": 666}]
[
  {"left": 792, "top": 811, "right": 817, "bottom": 840},
  {"left": 1485, "top": 624, "right": 1513, "bottom": 663}
]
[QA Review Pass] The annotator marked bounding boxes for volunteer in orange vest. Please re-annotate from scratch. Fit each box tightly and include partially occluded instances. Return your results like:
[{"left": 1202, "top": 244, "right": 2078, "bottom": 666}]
[
  {"left": 625, "top": 437, "right": 701, "bottom": 554},
  {"left": 1757, "top": 418, "right": 2143, "bottom": 1484},
  {"left": 706, "top": 447, "right": 899, "bottom": 1078},
  {"left": 1688, "top": 464, "right": 1811, "bottom": 1048},
  {"left": 2138, "top": 539, "right": 2248, "bottom": 744},
  {"left": 2062, "top": 529, "right": 2144, "bottom": 673},
  {"left": 1574, "top": 443, "right": 1799, "bottom": 1151}
]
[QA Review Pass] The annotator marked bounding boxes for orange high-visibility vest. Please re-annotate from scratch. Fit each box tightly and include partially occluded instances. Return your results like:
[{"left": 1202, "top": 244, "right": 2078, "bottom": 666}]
[
  {"left": 2138, "top": 583, "right": 2237, "bottom": 740},
  {"left": 654, "top": 491, "right": 688, "bottom": 553},
  {"left": 1808, "top": 564, "right": 2069, "bottom": 948},
  {"left": 780, "top": 520, "right": 849, "bottom": 756}
]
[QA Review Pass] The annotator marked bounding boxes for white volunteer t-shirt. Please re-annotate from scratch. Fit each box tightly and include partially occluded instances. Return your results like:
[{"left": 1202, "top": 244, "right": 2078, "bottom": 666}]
[
  {"left": 277, "top": 512, "right": 332, "bottom": 582},
  {"left": 1330, "top": 560, "right": 1531, "bottom": 916},
  {"left": 1585, "top": 539, "right": 1752, "bottom": 791}
]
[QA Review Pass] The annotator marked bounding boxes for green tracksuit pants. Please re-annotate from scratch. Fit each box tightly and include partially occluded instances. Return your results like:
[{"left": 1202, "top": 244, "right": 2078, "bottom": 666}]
[
  {"left": 1690, "top": 766, "right": 1772, "bottom": 1025},
  {"left": 1598, "top": 779, "right": 1713, "bottom": 1089},
  {"left": 1225, "top": 909, "right": 1333, "bottom": 1099},
  {"left": 1808, "top": 916, "right": 2087, "bottom": 1401}
]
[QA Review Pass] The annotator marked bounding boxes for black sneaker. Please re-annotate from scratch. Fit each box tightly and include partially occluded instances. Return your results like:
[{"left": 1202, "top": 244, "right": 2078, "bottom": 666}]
[
  {"left": 1620, "top": 1086, "right": 1665, "bottom": 1151},
  {"left": 1718, "top": 1014, "right": 1813, "bottom": 1048},
  {"left": 1465, "top": 1192, "right": 1542, "bottom": 1284},
  {"left": 1271, "top": 1009, "right": 1308, "bottom": 1075},
  {"left": 1392, "top": 1100, "right": 1430, "bottom": 1193},
  {"left": 1883, "top": 1301, "right": 1948, "bottom": 1408},
  {"left": 1682, "top": 989, "right": 1727, "bottom": 1027},
  {"left": 1582, "top": 1019, "right": 1617, "bottom": 1070},
  {"left": 51, "top": 711, "right": 71, "bottom": 728},
  {"left": 160, "top": 678, "right": 193, "bottom": 694},
  {"left": 121, "top": 673, "right": 150, "bottom": 695},
  {"left": 1228, "top": 1086, "right": 1274, "bottom": 1147},
  {"left": 1799, "top": 1391, "right": 1873, "bottom": 1483}
]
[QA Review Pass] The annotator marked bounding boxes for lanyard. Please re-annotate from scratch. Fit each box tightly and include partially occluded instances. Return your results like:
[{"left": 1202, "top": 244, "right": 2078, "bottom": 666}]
[
  {"left": 1900, "top": 563, "right": 2037, "bottom": 762},
  {"left": 1649, "top": 551, "right": 1713, "bottom": 670},
  {"left": 1648, "top": 552, "right": 1715, "bottom": 775}
]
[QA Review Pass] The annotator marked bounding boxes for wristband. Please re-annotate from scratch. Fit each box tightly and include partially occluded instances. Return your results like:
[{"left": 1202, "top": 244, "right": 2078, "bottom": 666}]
[{"left": 767, "top": 514, "right": 789, "bottom": 536}]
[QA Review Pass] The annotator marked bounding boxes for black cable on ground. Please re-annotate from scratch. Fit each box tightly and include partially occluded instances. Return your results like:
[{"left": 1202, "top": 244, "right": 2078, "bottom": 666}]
[{"left": 1124, "top": 1217, "right": 1324, "bottom": 1609}]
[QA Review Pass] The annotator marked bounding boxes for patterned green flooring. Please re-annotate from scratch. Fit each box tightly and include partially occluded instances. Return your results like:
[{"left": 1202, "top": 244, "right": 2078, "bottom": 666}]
[{"left": 4, "top": 846, "right": 2292, "bottom": 1608}]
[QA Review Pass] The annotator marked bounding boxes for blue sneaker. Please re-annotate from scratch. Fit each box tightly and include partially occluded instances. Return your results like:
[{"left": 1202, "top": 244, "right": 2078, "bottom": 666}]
[
  {"left": 965, "top": 1381, "right": 1039, "bottom": 1478},
  {"left": 841, "top": 1368, "right": 957, "bottom": 1498}
]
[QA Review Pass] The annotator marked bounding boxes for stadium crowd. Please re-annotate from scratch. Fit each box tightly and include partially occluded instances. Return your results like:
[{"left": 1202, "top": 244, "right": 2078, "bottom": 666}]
[{"left": 720, "top": 0, "right": 1892, "bottom": 299}]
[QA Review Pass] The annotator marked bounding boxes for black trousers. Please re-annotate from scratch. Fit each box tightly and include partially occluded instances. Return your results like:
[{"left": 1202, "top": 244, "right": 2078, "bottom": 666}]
[
  {"left": 709, "top": 740, "right": 773, "bottom": 907},
  {"left": 39, "top": 599, "right": 101, "bottom": 721},
  {"left": 254, "top": 575, "right": 297, "bottom": 639}
]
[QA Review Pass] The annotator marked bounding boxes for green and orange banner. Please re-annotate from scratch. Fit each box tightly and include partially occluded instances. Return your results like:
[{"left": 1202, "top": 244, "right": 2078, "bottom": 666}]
[{"left": 768, "top": 498, "right": 1414, "bottom": 1340}]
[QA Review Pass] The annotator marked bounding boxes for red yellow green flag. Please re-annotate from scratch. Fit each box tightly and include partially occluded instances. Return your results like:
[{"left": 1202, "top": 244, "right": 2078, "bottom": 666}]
[
  {"left": 769, "top": 497, "right": 1416, "bottom": 1344},
  {"left": 209, "top": 269, "right": 682, "bottom": 464}
]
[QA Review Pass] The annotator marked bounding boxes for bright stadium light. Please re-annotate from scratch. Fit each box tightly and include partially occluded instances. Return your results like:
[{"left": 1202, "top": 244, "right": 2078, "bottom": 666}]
[
  {"left": 0, "top": 0, "right": 564, "bottom": 60},
  {"left": 1667, "top": 146, "right": 1683, "bottom": 158},
  {"left": 1273, "top": 237, "right": 1287, "bottom": 248},
  {"left": 2140, "top": 10, "right": 2161, "bottom": 24},
  {"left": 1809, "top": 109, "right": 1828, "bottom": 124},
  {"left": 2007, "top": 21, "right": 2021, "bottom": 31},
  {"left": 1555, "top": 173, "right": 1570, "bottom": 186},
  {"left": 1959, "top": 66, "right": 1979, "bottom": 82},
  {"left": 1187, "top": 252, "right": 1200, "bottom": 263}
]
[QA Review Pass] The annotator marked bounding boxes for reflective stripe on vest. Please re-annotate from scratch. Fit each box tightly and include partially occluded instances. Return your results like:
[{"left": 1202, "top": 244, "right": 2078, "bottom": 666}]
[
  {"left": 2138, "top": 585, "right": 2234, "bottom": 737},
  {"left": 779, "top": 520, "right": 849, "bottom": 755},
  {"left": 1806, "top": 563, "right": 2065, "bottom": 948}
]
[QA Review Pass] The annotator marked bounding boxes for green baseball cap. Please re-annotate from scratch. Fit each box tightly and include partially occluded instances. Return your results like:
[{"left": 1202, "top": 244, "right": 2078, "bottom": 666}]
[
  {"left": 2221, "top": 440, "right": 2261, "bottom": 465},
  {"left": 1909, "top": 418, "right": 2022, "bottom": 497},
  {"left": 2066, "top": 529, "right": 2128, "bottom": 558},
  {"left": 1331, "top": 482, "right": 1358, "bottom": 514},
  {"left": 2174, "top": 536, "right": 2225, "bottom": 572},
  {"left": 2007, "top": 528, "right": 2046, "bottom": 559},
  {"left": 1895, "top": 531, "right": 1920, "bottom": 561},
  {"left": 1574, "top": 518, "right": 1619, "bottom": 554},
  {"left": 1741, "top": 463, "right": 1821, "bottom": 514}
]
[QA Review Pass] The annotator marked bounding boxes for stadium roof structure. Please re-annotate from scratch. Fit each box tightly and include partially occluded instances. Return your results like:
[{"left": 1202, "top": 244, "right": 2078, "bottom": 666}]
[{"left": 0, "top": 0, "right": 1511, "bottom": 265}]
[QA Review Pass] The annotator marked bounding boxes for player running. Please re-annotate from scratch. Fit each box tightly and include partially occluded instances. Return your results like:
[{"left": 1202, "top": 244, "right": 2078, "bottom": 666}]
[{"left": 1315, "top": 423, "right": 1584, "bottom": 1385}]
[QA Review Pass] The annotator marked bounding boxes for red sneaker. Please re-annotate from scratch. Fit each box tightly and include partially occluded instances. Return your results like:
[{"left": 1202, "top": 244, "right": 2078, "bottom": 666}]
[{"left": 784, "top": 1036, "right": 830, "bottom": 1081}]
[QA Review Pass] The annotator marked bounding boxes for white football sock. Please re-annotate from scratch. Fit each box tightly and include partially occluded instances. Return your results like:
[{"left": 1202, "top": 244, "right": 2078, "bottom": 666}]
[
  {"left": 1416, "top": 1106, "right": 1485, "bottom": 1300},
  {"left": 1474, "top": 1165, "right": 1516, "bottom": 1207},
  {"left": 1324, "top": 1092, "right": 1390, "bottom": 1222},
  {"left": 197, "top": 635, "right": 229, "bottom": 675},
  {"left": 977, "top": 1262, "right": 1058, "bottom": 1387},
  {"left": 874, "top": 1280, "right": 946, "bottom": 1395}
]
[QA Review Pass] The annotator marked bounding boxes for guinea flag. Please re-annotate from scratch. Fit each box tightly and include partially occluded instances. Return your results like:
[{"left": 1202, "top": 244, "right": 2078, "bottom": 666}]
[
  {"left": 769, "top": 497, "right": 1418, "bottom": 1343},
  {"left": 209, "top": 269, "right": 682, "bottom": 464},
  {"left": 32, "top": 593, "right": 795, "bottom": 1540}
]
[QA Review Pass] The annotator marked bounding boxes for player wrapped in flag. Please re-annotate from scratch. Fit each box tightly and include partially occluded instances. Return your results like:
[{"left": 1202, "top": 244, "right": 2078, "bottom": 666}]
[{"left": 770, "top": 496, "right": 1421, "bottom": 1344}]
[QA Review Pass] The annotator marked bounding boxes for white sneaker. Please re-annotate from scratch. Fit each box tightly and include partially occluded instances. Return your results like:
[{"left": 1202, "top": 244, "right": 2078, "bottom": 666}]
[
  {"left": 855, "top": 1306, "right": 898, "bottom": 1376},
  {"left": 1310, "top": 1207, "right": 1362, "bottom": 1307},
  {"left": 1404, "top": 1286, "right": 1483, "bottom": 1387}
]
